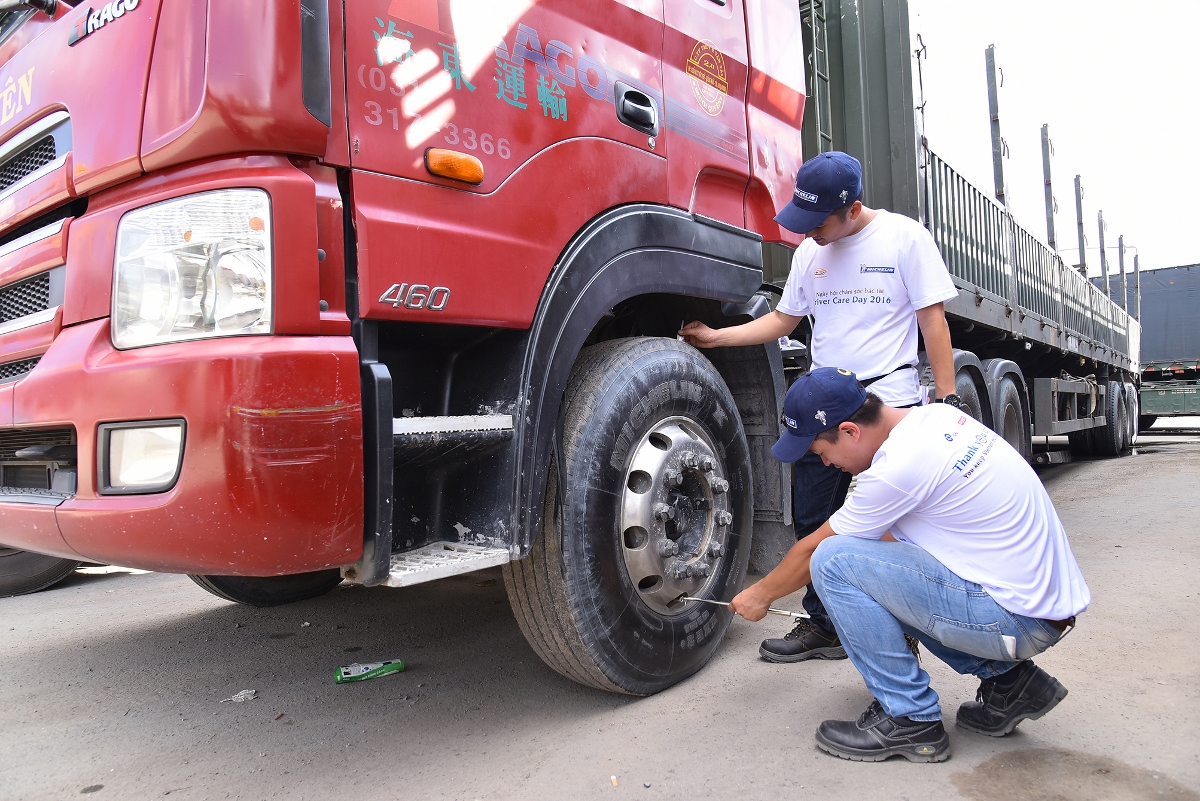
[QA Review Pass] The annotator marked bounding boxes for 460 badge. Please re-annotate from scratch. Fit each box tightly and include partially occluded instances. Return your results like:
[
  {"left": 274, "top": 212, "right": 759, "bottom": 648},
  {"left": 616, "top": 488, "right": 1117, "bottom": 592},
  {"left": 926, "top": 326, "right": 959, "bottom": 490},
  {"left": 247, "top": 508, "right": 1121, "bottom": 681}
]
[{"left": 379, "top": 283, "right": 450, "bottom": 310}]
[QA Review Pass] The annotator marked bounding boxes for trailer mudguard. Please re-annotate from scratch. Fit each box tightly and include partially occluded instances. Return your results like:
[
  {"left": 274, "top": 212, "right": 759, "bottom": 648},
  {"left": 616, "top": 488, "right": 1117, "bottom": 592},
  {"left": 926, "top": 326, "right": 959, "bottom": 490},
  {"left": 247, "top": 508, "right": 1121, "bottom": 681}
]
[{"left": 952, "top": 349, "right": 993, "bottom": 425}]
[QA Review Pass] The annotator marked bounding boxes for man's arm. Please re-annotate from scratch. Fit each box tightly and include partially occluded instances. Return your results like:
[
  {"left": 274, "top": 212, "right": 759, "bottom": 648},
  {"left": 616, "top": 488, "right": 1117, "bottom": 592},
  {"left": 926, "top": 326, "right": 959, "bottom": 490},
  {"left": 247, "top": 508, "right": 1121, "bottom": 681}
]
[
  {"left": 729, "top": 520, "right": 838, "bottom": 621},
  {"left": 679, "top": 310, "right": 802, "bottom": 349},
  {"left": 915, "top": 302, "right": 956, "bottom": 399}
]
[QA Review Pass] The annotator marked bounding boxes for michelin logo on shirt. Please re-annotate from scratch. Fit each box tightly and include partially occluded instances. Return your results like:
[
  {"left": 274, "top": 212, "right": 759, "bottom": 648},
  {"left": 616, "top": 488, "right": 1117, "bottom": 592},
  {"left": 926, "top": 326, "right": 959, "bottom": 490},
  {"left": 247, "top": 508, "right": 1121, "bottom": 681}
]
[{"left": 860, "top": 265, "right": 896, "bottom": 274}]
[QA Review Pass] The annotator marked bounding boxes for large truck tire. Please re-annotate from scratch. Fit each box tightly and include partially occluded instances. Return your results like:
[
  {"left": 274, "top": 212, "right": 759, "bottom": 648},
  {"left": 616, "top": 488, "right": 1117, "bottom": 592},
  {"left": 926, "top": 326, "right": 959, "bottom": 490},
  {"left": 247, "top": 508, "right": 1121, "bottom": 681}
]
[
  {"left": 954, "top": 369, "right": 984, "bottom": 423},
  {"left": 1092, "top": 382, "right": 1128, "bottom": 457},
  {"left": 1124, "top": 383, "right": 1139, "bottom": 445},
  {"left": 503, "top": 337, "right": 752, "bottom": 695},
  {"left": 188, "top": 570, "right": 343, "bottom": 607},
  {"left": 1139, "top": 414, "right": 1157, "bottom": 432},
  {"left": 0, "top": 547, "right": 80, "bottom": 597},
  {"left": 993, "top": 377, "right": 1031, "bottom": 460}
]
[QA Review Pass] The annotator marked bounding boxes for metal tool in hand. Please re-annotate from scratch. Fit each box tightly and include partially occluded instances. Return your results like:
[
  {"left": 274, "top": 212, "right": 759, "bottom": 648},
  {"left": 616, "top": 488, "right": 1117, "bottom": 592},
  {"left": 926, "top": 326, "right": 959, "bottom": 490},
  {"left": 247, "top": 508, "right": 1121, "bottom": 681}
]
[{"left": 680, "top": 596, "right": 810, "bottom": 621}]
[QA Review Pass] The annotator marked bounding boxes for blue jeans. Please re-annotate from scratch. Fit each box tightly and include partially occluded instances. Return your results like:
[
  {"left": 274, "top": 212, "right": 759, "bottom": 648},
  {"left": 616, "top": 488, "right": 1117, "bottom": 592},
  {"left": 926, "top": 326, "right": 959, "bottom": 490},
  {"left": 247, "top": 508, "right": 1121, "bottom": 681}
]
[
  {"left": 810, "top": 536, "right": 1066, "bottom": 721},
  {"left": 792, "top": 451, "right": 851, "bottom": 632}
]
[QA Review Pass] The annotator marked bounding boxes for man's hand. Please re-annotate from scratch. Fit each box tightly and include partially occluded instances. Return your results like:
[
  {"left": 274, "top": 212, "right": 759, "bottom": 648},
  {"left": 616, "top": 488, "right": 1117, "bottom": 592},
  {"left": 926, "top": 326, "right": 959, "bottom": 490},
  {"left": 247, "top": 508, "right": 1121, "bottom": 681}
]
[
  {"left": 679, "top": 320, "right": 723, "bottom": 348},
  {"left": 730, "top": 585, "right": 772, "bottom": 621}
]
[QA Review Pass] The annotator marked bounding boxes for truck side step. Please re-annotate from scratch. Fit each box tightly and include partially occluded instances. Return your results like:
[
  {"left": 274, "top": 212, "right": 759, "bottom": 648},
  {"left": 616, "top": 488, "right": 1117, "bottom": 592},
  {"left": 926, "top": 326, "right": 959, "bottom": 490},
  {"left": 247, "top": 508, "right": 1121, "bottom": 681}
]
[
  {"left": 383, "top": 541, "right": 511, "bottom": 588},
  {"left": 392, "top": 414, "right": 513, "bottom": 469}
]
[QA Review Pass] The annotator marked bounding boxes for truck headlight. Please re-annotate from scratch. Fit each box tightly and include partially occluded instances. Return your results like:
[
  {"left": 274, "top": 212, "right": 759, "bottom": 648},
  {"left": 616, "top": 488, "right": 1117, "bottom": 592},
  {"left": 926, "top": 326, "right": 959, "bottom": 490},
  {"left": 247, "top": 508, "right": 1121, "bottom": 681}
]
[{"left": 112, "top": 189, "right": 272, "bottom": 350}]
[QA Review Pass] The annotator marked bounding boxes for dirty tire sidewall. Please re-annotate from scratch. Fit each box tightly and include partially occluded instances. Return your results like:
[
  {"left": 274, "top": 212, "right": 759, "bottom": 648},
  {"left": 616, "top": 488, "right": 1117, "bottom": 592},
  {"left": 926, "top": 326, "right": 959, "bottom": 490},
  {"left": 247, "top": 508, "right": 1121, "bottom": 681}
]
[
  {"left": 0, "top": 549, "right": 80, "bottom": 597},
  {"left": 995, "top": 377, "right": 1031, "bottom": 460},
  {"left": 559, "top": 338, "right": 751, "bottom": 696},
  {"left": 954, "top": 370, "right": 984, "bottom": 423},
  {"left": 188, "top": 570, "right": 343, "bottom": 607}
]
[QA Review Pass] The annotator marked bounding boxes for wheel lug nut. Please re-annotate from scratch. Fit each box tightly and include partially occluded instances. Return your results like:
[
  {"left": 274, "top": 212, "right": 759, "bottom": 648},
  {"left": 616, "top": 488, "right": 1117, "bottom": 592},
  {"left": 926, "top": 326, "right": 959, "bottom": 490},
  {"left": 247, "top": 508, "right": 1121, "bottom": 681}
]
[
  {"left": 700, "top": 456, "right": 715, "bottom": 471},
  {"left": 688, "top": 562, "right": 710, "bottom": 578},
  {"left": 657, "top": 540, "right": 679, "bottom": 557},
  {"left": 663, "top": 469, "right": 683, "bottom": 488},
  {"left": 708, "top": 541, "right": 724, "bottom": 557},
  {"left": 715, "top": 510, "right": 732, "bottom": 527},
  {"left": 654, "top": 504, "right": 676, "bottom": 521},
  {"left": 710, "top": 478, "right": 729, "bottom": 494},
  {"left": 681, "top": 452, "right": 698, "bottom": 468},
  {"left": 672, "top": 563, "right": 690, "bottom": 580}
]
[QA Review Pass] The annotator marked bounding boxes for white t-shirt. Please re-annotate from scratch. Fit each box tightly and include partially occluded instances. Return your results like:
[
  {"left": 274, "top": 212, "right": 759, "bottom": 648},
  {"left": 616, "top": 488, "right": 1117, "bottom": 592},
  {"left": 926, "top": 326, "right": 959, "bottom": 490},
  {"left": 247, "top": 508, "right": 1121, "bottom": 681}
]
[
  {"left": 777, "top": 210, "right": 959, "bottom": 405},
  {"left": 829, "top": 404, "right": 1091, "bottom": 621}
]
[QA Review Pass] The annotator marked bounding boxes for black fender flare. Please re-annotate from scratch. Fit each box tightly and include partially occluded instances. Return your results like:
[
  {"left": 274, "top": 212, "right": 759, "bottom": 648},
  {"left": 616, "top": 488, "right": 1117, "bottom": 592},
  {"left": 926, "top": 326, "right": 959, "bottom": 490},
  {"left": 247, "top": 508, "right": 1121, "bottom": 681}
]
[
  {"left": 514, "top": 204, "right": 764, "bottom": 552},
  {"left": 953, "top": 349, "right": 993, "bottom": 425}
]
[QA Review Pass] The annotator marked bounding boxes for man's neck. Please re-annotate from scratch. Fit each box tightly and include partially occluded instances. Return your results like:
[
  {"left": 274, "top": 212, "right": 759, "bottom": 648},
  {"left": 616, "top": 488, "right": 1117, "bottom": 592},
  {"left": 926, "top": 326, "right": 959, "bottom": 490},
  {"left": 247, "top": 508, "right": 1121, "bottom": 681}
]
[
  {"left": 849, "top": 206, "right": 879, "bottom": 236},
  {"left": 873, "top": 404, "right": 913, "bottom": 444}
]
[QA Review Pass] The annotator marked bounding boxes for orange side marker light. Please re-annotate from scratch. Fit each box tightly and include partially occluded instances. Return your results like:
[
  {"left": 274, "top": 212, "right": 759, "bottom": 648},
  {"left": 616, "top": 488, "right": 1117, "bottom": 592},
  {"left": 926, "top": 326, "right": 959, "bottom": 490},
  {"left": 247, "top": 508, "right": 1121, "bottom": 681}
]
[{"left": 424, "top": 148, "right": 484, "bottom": 185}]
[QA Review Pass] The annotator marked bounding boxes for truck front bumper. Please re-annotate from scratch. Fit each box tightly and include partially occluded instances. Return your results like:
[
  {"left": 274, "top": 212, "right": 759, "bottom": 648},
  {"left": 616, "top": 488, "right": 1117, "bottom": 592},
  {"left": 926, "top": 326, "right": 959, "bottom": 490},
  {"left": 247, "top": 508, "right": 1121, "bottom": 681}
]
[{"left": 0, "top": 320, "right": 364, "bottom": 575}]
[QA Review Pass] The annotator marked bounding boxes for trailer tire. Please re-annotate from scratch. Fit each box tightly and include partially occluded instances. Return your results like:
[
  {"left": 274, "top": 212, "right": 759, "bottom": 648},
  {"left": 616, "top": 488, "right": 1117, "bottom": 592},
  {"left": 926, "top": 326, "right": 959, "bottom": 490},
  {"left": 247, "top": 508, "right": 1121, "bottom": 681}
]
[
  {"left": 0, "top": 548, "right": 79, "bottom": 597},
  {"left": 504, "top": 337, "right": 751, "bottom": 695},
  {"left": 994, "top": 377, "right": 1031, "bottom": 460},
  {"left": 955, "top": 369, "right": 984, "bottom": 423},
  {"left": 1093, "top": 383, "right": 1127, "bottom": 457},
  {"left": 188, "top": 570, "right": 343, "bottom": 607},
  {"left": 1139, "top": 414, "right": 1157, "bottom": 431},
  {"left": 1124, "top": 383, "right": 1138, "bottom": 446}
]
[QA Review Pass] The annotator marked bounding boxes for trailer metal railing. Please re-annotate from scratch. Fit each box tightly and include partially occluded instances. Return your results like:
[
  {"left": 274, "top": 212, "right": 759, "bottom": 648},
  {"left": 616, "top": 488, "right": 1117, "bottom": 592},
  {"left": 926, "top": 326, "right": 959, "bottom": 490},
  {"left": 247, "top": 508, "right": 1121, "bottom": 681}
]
[{"left": 920, "top": 146, "right": 1136, "bottom": 366}]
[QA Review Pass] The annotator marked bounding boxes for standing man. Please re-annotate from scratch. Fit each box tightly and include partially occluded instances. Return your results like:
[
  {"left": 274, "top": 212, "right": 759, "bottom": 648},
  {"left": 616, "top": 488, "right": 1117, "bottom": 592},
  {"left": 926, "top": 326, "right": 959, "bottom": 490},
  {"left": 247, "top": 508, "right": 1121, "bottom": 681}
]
[
  {"left": 681, "top": 152, "right": 962, "bottom": 664},
  {"left": 731, "top": 368, "right": 1088, "bottom": 762}
]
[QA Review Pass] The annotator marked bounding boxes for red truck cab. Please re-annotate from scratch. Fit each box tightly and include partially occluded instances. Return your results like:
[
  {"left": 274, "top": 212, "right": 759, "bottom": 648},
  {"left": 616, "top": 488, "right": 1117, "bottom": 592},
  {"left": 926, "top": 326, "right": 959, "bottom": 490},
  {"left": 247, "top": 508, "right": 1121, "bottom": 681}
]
[{"left": 0, "top": 0, "right": 805, "bottom": 695}]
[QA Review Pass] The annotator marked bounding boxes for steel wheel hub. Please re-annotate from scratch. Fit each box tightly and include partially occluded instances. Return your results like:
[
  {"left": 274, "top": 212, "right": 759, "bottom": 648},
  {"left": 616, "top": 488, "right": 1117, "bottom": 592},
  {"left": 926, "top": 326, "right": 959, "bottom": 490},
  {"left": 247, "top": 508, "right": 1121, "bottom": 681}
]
[{"left": 618, "top": 416, "right": 731, "bottom": 615}]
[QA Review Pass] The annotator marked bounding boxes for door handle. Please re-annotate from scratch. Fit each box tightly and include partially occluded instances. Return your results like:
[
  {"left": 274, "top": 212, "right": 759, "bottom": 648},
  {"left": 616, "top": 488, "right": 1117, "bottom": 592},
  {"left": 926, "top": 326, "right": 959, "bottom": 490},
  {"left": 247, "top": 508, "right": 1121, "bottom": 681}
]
[{"left": 614, "top": 81, "right": 659, "bottom": 136}]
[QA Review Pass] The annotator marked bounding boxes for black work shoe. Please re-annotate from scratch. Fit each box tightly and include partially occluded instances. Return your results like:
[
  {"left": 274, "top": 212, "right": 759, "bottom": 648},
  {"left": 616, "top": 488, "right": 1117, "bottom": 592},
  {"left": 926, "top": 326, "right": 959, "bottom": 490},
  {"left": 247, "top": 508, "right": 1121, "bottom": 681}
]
[
  {"left": 956, "top": 660, "right": 1068, "bottom": 737},
  {"left": 815, "top": 700, "right": 950, "bottom": 763},
  {"left": 759, "top": 618, "right": 847, "bottom": 663}
]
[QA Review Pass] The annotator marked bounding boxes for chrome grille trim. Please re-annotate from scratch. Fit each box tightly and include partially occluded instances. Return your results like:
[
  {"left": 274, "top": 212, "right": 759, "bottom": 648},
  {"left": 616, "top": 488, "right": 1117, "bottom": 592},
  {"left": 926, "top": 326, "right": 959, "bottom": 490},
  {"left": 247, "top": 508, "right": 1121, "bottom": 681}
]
[{"left": 0, "top": 219, "right": 64, "bottom": 261}]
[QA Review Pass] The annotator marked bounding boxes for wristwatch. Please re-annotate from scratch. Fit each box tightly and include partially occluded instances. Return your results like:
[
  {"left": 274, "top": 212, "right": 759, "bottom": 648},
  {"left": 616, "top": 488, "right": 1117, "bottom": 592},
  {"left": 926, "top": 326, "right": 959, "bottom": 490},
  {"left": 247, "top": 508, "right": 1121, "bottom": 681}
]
[{"left": 936, "top": 394, "right": 964, "bottom": 410}]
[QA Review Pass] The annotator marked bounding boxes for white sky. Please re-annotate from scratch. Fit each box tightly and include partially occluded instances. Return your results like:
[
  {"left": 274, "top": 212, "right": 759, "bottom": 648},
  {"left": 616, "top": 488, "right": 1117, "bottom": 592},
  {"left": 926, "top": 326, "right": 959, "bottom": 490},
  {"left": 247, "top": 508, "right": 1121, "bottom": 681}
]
[{"left": 908, "top": 0, "right": 1200, "bottom": 276}]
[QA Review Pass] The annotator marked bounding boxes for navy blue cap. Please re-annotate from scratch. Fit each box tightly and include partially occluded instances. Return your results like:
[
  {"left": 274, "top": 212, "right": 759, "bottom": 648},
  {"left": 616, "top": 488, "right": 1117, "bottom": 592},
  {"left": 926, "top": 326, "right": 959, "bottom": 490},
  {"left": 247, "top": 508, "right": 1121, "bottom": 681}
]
[
  {"left": 771, "top": 367, "right": 868, "bottom": 463},
  {"left": 774, "top": 152, "right": 863, "bottom": 234}
]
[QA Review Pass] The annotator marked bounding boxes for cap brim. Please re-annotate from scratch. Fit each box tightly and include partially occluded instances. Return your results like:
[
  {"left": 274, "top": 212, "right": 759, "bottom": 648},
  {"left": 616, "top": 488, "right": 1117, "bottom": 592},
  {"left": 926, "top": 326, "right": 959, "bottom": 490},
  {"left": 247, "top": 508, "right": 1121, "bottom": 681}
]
[
  {"left": 771, "top": 429, "right": 817, "bottom": 463},
  {"left": 774, "top": 203, "right": 830, "bottom": 235}
]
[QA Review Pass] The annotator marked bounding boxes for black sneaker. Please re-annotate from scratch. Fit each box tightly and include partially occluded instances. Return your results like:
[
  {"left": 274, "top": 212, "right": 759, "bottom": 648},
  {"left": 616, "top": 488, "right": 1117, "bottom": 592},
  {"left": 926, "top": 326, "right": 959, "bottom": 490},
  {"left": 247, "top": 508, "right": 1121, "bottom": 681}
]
[
  {"left": 956, "top": 660, "right": 1068, "bottom": 737},
  {"left": 815, "top": 700, "right": 950, "bottom": 763},
  {"left": 759, "top": 618, "right": 847, "bottom": 663}
]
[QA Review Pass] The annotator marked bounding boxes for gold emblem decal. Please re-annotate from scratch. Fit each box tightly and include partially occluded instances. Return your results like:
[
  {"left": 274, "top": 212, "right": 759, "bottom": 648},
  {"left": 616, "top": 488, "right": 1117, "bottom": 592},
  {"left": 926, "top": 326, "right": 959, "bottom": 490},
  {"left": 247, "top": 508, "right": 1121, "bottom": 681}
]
[
  {"left": 837, "top": 368, "right": 853, "bottom": 376},
  {"left": 686, "top": 40, "right": 728, "bottom": 117}
]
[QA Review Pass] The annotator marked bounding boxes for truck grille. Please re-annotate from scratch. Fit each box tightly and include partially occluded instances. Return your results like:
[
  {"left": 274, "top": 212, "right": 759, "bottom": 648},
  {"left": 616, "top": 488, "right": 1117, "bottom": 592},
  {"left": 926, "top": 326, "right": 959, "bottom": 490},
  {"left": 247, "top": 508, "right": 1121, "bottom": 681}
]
[
  {"left": 0, "top": 272, "right": 50, "bottom": 323},
  {"left": 0, "top": 356, "right": 38, "bottom": 382},
  {"left": 0, "top": 135, "right": 56, "bottom": 194},
  {"left": 0, "top": 425, "right": 72, "bottom": 460}
]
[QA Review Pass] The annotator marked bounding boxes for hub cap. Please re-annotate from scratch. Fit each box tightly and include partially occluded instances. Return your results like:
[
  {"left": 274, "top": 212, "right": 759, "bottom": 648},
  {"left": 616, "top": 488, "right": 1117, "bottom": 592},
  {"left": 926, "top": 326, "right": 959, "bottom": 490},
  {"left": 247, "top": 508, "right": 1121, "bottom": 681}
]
[{"left": 618, "top": 416, "right": 732, "bottom": 615}]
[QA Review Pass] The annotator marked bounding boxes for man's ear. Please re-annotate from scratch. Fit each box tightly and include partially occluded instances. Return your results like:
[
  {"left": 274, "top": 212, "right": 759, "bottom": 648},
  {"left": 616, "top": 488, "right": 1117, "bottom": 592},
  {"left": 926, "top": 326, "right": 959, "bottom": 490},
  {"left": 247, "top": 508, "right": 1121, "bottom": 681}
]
[
  {"left": 840, "top": 421, "right": 861, "bottom": 442},
  {"left": 848, "top": 200, "right": 863, "bottom": 219}
]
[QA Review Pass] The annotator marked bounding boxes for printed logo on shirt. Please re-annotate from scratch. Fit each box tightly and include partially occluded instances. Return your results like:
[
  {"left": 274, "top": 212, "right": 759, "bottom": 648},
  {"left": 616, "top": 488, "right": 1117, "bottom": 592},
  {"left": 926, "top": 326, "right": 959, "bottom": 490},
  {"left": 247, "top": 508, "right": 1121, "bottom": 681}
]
[
  {"left": 860, "top": 265, "right": 896, "bottom": 274},
  {"left": 796, "top": 189, "right": 818, "bottom": 204},
  {"left": 958, "top": 416, "right": 967, "bottom": 425},
  {"left": 814, "top": 268, "right": 827, "bottom": 278},
  {"left": 814, "top": 410, "right": 827, "bottom": 425}
]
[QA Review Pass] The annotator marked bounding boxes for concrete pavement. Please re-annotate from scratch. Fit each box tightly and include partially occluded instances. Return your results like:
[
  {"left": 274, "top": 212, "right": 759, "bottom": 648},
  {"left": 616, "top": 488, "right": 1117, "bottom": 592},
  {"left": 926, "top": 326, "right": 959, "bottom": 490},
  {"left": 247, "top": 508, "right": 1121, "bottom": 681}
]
[{"left": 2, "top": 426, "right": 1198, "bottom": 800}]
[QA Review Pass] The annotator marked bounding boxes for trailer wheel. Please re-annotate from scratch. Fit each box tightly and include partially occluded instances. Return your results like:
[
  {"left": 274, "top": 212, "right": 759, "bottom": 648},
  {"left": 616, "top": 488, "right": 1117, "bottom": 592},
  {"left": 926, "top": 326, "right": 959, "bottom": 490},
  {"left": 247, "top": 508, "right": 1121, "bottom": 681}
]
[
  {"left": 994, "top": 377, "right": 1031, "bottom": 460},
  {"left": 188, "top": 570, "right": 343, "bottom": 607},
  {"left": 503, "top": 337, "right": 751, "bottom": 695},
  {"left": 0, "top": 547, "right": 80, "bottom": 597},
  {"left": 1092, "top": 383, "right": 1128, "bottom": 457},
  {"left": 954, "top": 369, "right": 984, "bottom": 423},
  {"left": 1139, "top": 414, "right": 1157, "bottom": 431}
]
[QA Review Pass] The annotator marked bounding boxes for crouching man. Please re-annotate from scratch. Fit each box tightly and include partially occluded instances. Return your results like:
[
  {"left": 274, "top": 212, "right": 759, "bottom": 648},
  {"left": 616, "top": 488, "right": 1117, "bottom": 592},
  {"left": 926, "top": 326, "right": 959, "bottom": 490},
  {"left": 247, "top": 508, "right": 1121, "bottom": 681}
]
[{"left": 731, "top": 367, "right": 1089, "bottom": 763}]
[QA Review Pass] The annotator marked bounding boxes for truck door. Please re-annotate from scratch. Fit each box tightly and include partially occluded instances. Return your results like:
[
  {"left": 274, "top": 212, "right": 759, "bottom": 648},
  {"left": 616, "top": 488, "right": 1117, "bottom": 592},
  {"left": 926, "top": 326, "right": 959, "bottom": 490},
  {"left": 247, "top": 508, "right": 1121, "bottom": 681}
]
[
  {"left": 661, "top": 0, "right": 751, "bottom": 227},
  {"left": 343, "top": 0, "right": 667, "bottom": 329}
]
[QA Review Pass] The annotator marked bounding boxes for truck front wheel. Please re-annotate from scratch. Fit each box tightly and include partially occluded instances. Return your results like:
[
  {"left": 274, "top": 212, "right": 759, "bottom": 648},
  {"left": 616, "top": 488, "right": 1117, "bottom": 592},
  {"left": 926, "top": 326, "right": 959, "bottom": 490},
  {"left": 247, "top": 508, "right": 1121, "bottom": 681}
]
[
  {"left": 188, "top": 570, "right": 343, "bottom": 607},
  {"left": 504, "top": 338, "right": 752, "bottom": 695},
  {"left": 0, "top": 547, "right": 79, "bottom": 597}
]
